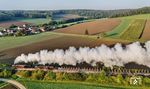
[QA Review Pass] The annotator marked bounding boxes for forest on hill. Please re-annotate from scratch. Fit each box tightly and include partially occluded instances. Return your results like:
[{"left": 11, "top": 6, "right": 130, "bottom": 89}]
[{"left": 0, "top": 7, "right": 150, "bottom": 22}]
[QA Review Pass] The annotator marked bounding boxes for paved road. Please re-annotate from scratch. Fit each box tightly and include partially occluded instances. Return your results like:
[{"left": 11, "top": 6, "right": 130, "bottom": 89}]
[{"left": 0, "top": 78, "right": 26, "bottom": 89}]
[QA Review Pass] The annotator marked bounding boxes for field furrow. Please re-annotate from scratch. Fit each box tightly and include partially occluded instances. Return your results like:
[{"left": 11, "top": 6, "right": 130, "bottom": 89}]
[{"left": 119, "top": 19, "right": 146, "bottom": 40}]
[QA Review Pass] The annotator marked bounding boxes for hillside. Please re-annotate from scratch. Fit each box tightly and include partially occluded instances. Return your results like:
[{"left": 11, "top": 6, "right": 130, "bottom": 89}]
[
  {"left": 1, "top": 14, "right": 150, "bottom": 64},
  {"left": 0, "top": 32, "right": 130, "bottom": 64}
]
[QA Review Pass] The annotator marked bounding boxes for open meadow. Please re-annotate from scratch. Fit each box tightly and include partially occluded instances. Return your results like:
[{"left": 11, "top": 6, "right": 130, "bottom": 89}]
[
  {"left": 120, "top": 14, "right": 150, "bottom": 19},
  {"left": 105, "top": 14, "right": 150, "bottom": 41},
  {"left": 16, "top": 18, "right": 50, "bottom": 25},
  {"left": 20, "top": 81, "right": 141, "bottom": 89},
  {"left": 119, "top": 19, "right": 146, "bottom": 40},
  {"left": 105, "top": 19, "right": 132, "bottom": 38},
  {"left": 17, "top": 80, "right": 150, "bottom": 89}
]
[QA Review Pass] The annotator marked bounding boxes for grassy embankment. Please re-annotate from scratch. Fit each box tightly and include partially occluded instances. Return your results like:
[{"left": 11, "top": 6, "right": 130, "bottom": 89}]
[{"left": 19, "top": 80, "right": 150, "bottom": 89}]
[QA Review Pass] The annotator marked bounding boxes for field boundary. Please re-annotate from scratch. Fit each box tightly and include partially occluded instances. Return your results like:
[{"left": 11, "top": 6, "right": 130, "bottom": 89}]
[{"left": 139, "top": 19, "right": 147, "bottom": 39}]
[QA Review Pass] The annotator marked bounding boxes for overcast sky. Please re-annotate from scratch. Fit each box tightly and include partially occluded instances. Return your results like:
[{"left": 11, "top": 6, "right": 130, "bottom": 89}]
[{"left": 0, "top": 0, "right": 150, "bottom": 10}]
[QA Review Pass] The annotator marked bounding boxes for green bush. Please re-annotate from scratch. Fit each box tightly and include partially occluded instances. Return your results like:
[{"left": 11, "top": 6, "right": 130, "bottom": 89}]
[
  {"left": 44, "top": 71, "right": 56, "bottom": 80},
  {"left": 0, "top": 69, "right": 12, "bottom": 78},
  {"left": 31, "top": 70, "right": 45, "bottom": 80}
]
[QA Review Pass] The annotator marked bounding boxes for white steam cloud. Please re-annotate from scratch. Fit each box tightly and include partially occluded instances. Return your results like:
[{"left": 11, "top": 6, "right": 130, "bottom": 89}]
[{"left": 14, "top": 41, "right": 150, "bottom": 67}]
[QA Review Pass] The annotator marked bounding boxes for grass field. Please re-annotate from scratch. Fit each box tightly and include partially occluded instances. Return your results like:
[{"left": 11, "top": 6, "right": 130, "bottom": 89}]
[
  {"left": 20, "top": 80, "right": 145, "bottom": 89},
  {"left": 106, "top": 14, "right": 150, "bottom": 39},
  {"left": 105, "top": 19, "right": 132, "bottom": 38},
  {"left": 16, "top": 18, "right": 50, "bottom": 25},
  {"left": 0, "top": 32, "right": 62, "bottom": 51},
  {"left": 119, "top": 19, "right": 146, "bottom": 40},
  {"left": 120, "top": 14, "right": 150, "bottom": 19}
]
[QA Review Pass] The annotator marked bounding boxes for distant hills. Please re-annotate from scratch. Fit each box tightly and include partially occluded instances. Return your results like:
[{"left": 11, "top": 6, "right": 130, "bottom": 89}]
[{"left": 0, "top": 7, "right": 150, "bottom": 22}]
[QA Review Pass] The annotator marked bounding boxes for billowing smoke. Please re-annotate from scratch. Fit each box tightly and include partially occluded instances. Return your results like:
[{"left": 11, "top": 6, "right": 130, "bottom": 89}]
[{"left": 14, "top": 41, "right": 150, "bottom": 67}]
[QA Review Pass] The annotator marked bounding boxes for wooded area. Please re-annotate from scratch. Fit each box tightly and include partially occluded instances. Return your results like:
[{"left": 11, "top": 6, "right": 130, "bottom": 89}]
[{"left": 0, "top": 7, "right": 150, "bottom": 22}]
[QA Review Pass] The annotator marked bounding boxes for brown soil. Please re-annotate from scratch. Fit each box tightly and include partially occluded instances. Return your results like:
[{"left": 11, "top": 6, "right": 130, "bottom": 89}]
[
  {"left": 54, "top": 19, "right": 121, "bottom": 35},
  {"left": 1, "top": 84, "right": 17, "bottom": 89},
  {"left": 0, "top": 35, "right": 128, "bottom": 64},
  {"left": 141, "top": 20, "right": 150, "bottom": 40}
]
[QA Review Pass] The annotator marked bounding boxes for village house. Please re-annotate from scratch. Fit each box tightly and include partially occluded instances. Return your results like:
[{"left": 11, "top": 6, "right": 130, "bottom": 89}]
[{"left": 0, "top": 24, "right": 46, "bottom": 37}]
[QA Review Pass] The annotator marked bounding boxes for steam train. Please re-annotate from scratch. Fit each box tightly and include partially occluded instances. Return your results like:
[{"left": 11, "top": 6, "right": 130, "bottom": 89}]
[{"left": 13, "top": 62, "right": 150, "bottom": 77}]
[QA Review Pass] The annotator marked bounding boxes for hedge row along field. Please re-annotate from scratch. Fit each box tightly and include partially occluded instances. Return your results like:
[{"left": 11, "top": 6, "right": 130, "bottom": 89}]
[
  {"left": 55, "top": 19, "right": 121, "bottom": 35},
  {"left": 120, "top": 19, "right": 146, "bottom": 40},
  {"left": 105, "top": 19, "right": 132, "bottom": 38},
  {"left": 141, "top": 20, "right": 150, "bottom": 40}
]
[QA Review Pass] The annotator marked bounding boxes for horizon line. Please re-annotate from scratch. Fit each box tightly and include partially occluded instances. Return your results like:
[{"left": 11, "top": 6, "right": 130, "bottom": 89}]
[{"left": 0, "top": 6, "right": 149, "bottom": 11}]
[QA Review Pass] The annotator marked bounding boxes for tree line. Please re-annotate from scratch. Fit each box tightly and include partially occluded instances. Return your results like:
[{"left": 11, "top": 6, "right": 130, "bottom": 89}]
[
  {"left": 0, "top": 7, "right": 150, "bottom": 22},
  {"left": 0, "top": 10, "right": 52, "bottom": 21},
  {"left": 15, "top": 70, "right": 150, "bottom": 86}
]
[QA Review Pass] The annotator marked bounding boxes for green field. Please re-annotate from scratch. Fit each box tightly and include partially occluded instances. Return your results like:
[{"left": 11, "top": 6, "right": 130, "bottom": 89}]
[
  {"left": 120, "top": 14, "right": 150, "bottom": 19},
  {"left": 1, "top": 14, "right": 150, "bottom": 53},
  {"left": 17, "top": 18, "right": 50, "bottom": 25},
  {"left": 0, "top": 32, "right": 62, "bottom": 51},
  {"left": 106, "top": 14, "right": 150, "bottom": 39},
  {"left": 20, "top": 81, "right": 145, "bottom": 89},
  {"left": 106, "top": 19, "right": 132, "bottom": 38},
  {"left": 119, "top": 19, "right": 146, "bottom": 40}
]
